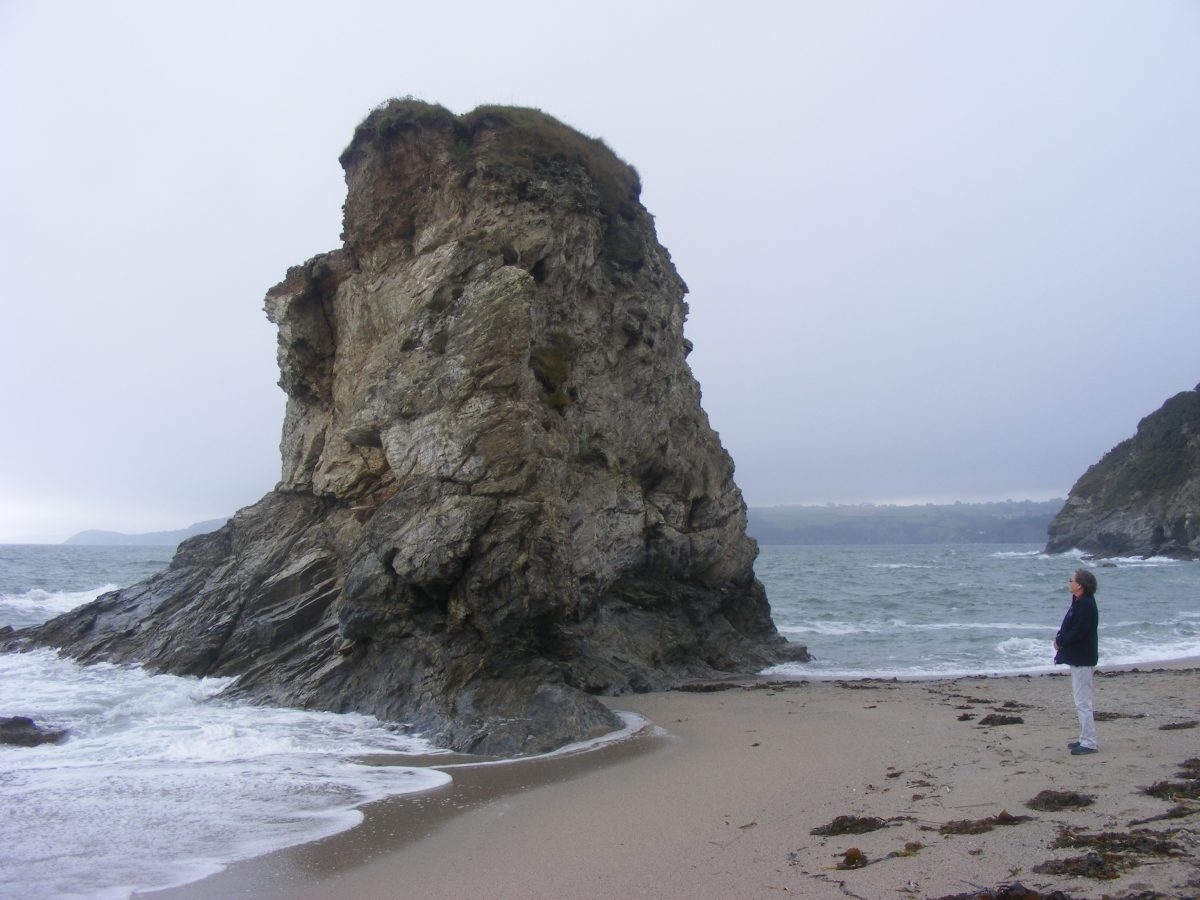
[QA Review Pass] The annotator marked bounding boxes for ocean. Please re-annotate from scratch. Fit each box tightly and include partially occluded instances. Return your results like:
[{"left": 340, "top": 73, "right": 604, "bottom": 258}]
[
  {"left": 1, "top": 542, "right": 1197, "bottom": 898},
  {"left": 759, "top": 543, "right": 1200, "bottom": 678}
]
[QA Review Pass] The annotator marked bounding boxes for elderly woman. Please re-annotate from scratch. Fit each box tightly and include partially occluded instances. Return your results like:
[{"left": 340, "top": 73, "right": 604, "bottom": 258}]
[{"left": 1053, "top": 568, "right": 1100, "bottom": 755}]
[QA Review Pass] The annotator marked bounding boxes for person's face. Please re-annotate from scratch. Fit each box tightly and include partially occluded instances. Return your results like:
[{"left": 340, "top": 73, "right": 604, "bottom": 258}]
[{"left": 1068, "top": 575, "right": 1084, "bottom": 598}]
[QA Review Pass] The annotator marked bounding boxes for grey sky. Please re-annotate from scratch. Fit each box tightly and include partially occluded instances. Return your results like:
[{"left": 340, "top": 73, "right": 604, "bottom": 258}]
[{"left": 2, "top": 1, "right": 1198, "bottom": 542}]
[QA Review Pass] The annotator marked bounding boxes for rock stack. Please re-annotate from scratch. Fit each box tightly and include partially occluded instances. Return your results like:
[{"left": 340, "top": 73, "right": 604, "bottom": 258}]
[{"left": 14, "top": 101, "right": 807, "bottom": 753}]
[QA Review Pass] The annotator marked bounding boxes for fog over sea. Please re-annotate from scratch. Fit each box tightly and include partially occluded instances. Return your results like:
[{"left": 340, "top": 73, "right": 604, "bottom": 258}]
[{"left": 2, "top": 542, "right": 1198, "bottom": 898}]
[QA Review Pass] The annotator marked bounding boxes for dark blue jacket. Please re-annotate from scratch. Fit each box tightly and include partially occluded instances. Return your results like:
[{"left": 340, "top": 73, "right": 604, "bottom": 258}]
[{"left": 1054, "top": 593, "right": 1099, "bottom": 667}]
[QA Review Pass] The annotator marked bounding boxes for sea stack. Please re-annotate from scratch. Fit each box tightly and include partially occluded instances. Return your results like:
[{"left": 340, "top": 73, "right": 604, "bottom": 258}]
[
  {"left": 1046, "top": 384, "right": 1200, "bottom": 559},
  {"left": 15, "top": 100, "right": 807, "bottom": 753}
]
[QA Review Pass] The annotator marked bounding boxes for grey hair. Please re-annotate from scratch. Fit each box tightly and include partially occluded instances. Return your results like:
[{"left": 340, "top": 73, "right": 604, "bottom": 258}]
[{"left": 1073, "top": 568, "right": 1098, "bottom": 595}]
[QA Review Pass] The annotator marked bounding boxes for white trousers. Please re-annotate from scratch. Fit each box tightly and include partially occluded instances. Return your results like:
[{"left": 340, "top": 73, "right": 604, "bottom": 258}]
[{"left": 1071, "top": 665, "right": 1097, "bottom": 750}]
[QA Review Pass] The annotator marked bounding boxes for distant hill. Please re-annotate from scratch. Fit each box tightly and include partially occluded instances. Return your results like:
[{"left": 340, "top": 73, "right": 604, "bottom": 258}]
[
  {"left": 64, "top": 518, "right": 229, "bottom": 547},
  {"left": 748, "top": 500, "right": 1063, "bottom": 545}
]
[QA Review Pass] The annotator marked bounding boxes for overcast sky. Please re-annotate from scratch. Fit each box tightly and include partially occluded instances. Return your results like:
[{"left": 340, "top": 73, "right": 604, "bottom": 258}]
[{"left": 2, "top": 1, "right": 1198, "bottom": 542}]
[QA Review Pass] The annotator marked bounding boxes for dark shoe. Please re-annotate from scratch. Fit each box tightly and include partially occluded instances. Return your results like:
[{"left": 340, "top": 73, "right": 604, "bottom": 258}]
[
  {"left": 1067, "top": 741, "right": 1081, "bottom": 749},
  {"left": 1070, "top": 745, "right": 1098, "bottom": 755}
]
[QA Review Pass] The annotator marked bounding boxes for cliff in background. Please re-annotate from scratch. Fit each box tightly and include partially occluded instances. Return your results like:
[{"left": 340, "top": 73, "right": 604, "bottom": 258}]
[
  {"left": 1046, "top": 385, "right": 1200, "bottom": 559},
  {"left": 64, "top": 519, "right": 228, "bottom": 547},
  {"left": 750, "top": 500, "right": 1062, "bottom": 545},
  {"left": 12, "top": 100, "right": 805, "bottom": 753}
]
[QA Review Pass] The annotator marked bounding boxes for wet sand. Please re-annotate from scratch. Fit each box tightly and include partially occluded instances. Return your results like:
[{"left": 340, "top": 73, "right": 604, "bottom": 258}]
[{"left": 147, "top": 665, "right": 1200, "bottom": 899}]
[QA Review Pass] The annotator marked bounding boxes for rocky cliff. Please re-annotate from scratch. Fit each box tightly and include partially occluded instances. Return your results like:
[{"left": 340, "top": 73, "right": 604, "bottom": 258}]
[
  {"left": 13, "top": 100, "right": 806, "bottom": 754},
  {"left": 1046, "top": 385, "right": 1200, "bottom": 559}
]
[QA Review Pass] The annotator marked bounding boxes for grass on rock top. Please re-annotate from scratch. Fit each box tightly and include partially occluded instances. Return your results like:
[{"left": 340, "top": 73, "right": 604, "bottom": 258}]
[{"left": 342, "top": 98, "right": 641, "bottom": 224}]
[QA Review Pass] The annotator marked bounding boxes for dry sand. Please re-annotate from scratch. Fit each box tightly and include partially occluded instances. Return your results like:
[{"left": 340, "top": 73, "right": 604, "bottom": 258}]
[{"left": 149, "top": 666, "right": 1200, "bottom": 900}]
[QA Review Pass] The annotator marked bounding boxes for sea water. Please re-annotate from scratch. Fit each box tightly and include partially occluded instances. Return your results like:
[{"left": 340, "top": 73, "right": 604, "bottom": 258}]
[
  {"left": 0, "top": 546, "right": 452, "bottom": 899},
  {"left": 2, "top": 543, "right": 1198, "bottom": 898},
  {"left": 761, "top": 543, "right": 1200, "bottom": 679}
]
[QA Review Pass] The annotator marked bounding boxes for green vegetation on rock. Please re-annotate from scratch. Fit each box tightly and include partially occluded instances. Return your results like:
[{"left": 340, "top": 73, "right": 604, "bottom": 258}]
[
  {"left": 341, "top": 97, "right": 643, "bottom": 268},
  {"left": 1069, "top": 388, "right": 1200, "bottom": 507}
]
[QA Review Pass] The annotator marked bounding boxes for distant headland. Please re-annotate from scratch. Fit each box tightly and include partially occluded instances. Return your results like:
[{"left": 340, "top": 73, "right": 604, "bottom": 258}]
[
  {"left": 64, "top": 500, "right": 1061, "bottom": 549},
  {"left": 748, "top": 499, "right": 1063, "bottom": 545},
  {"left": 63, "top": 519, "right": 228, "bottom": 547},
  {"left": 1046, "top": 383, "right": 1200, "bottom": 559}
]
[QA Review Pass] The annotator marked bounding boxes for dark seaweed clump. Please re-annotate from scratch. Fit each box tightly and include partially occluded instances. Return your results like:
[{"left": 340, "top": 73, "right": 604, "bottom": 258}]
[
  {"left": 1032, "top": 850, "right": 1133, "bottom": 880},
  {"left": 1129, "top": 757, "right": 1200, "bottom": 824},
  {"left": 1094, "top": 710, "right": 1145, "bottom": 721},
  {"left": 1144, "top": 779, "right": 1200, "bottom": 801},
  {"left": 1159, "top": 719, "right": 1198, "bottom": 730},
  {"left": 929, "top": 882, "right": 1087, "bottom": 899},
  {"left": 935, "top": 810, "right": 1033, "bottom": 835},
  {"left": 810, "top": 815, "right": 888, "bottom": 836},
  {"left": 1030, "top": 825, "right": 1187, "bottom": 883},
  {"left": 1175, "top": 757, "right": 1200, "bottom": 779},
  {"left": 977, "top": 713, "right": 1024, "bottom": 726},
  {"left": 1051, "top": 826, "right": 1182, "bottom": 855},
  {"left": 835, "top": 847, "right": 867, "bottom": 869},
  {"left": 1025, "top": 790, "right": 1094, "bottom": 811}
]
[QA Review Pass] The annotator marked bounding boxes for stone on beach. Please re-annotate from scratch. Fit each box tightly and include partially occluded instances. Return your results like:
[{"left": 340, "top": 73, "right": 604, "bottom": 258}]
[{"left": 0, "top": 715, "right": 67, "bottom": 747}]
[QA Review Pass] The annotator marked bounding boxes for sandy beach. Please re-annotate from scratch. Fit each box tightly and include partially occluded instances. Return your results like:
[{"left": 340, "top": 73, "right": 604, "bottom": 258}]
[{"left": 149, "top": 665, "right": 1200, "bottom": 900}]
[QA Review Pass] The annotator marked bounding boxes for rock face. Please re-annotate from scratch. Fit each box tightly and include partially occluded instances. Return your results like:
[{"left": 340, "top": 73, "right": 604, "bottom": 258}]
[
  {"left": 14, "top": 101, "right": 806, "bottom": 754},
  {"left": 1046, "top": 385, "right": 1200, "bottom": 559}
]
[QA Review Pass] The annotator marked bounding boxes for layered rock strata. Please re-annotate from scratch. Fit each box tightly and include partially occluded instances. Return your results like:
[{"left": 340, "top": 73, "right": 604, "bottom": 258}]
[
  {"left": 1046, "top": 385, "right": 1200, "bottom": 559},
  {"left": 15, "top": 101, "right": 807, "bottom": 753}
]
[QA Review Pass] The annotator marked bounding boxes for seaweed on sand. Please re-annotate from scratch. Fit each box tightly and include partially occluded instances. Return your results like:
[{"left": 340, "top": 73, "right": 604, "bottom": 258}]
[
  {"left": 977, "top": 713, "right": 1024, "bottom": 726},
  {"left": 934, "top": 809, "right": 1033, "bottom": 835},
  {"left": 810, "top": 815, "right": 888, "bottom": 836},
  {"left": 1128, "top": 803, "right": 1198, "bottom": 825},
  {"left": 1032, "top": 825, "right": 1186, "bottom": 882},
  {"left": 1144, "top": 779, "right": 1200, "bottom": 801},
  {"left": 1175, "top": 756, "right": 1200, "bottom": 778},
  {"left": 1025, "top": 790, "right": 1094, "bottom": 811},
  {"left": 835, "top": 847, "right": 867, "bottom": 869},
  {"left": 929, "top": 883, "right": 1087, "bottom": 900},
  {"left": 1050, "top": 826, "right": 1183, "bottom": 856},
  {"left": 1032, "top": 849, "right": 1136, "bottom": 880}
]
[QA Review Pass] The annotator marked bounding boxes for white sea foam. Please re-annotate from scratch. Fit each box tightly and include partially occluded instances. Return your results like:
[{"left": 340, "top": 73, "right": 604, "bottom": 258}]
[
  {"left": 0, "top": 584, "right": 118, "bottom": 622},
  {"left": 777, "top": 622, "right": 872, "bottom": 637},
  {"left": 1038, "top": 548, "right": 1090, "bottom": 560},
  {"left": 1099, "top": 634, "right": 1200, "bottom": 667},
  {"left": 0, "top": 649, "right": 450, "bottom": 899},
  {"left": 996, "top": 636, "right": 1054, "bottom": 668},
  {"left": 1036, "top": 548, "right": 1189, "bottom": 568},
  {"left": 440, "top": 711, "right": 658, "bottom": 771},
  {"left": 0, "top": 647, "right": 659, "bottom": 900},
  {"left": 1103, "top": 555, "right": 1186, "bottom": 567}
]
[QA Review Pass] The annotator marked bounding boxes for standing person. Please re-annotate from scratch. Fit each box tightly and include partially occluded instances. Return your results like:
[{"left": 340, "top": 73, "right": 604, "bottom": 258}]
[{"left": 1053, "top": 569, "right": 1100, "bottom": 755}]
